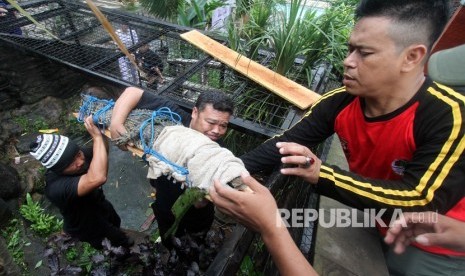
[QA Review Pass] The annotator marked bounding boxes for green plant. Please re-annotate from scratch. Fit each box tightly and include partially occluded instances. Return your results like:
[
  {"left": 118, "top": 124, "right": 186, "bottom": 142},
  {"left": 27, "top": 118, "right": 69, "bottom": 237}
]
[
  {"left": 233, "top": 85, "right": 292, "bottom": 130},
  {"left": 139, "top": 0, "right": 180, "bottom": 20},
  {"left": 239, "top": 255, "right": 263, "bottom": 276},
  {"left": 269, "top": 0, "right": 312, "bottom": 75},
  {"left": 223, "top": 0, "right": 356, "bottom": 132},
  {"left": 14, "top": 116, "right": 50, "bottom": 133},
  {"left": 42, "top": 216, "right": 226, "bottom": 274},
  {"left": 178, "top": 0, "right": 224, "bottom": 29},
  {"left": 298, "top": 0, "right": 354, "bottom": 79},
  {"left": 74, "top": 243, "right": 100, "bottom": 273},
  {"left": 206, "top": 68, "right": 222, "bottom": 88},
  {"left": 13, "top": 116, "right": 29, "bottom": 131},
  {"left": 33, "top": 118, "right": 49, "bottom": 131},
  {"left": 230, "top": 0, "right": 276, "bottom": 59},
  {"left": 20, "top": 193, "right": 63, "bottom": 237},
  {"left": 1, "top": 219, "right": 27, "bottom": 271},
  {"left": 140, "top": 0, "right": 224, "bottom": 29},
  {"left": 65, "top": 247, "right": 79, "bottom": 262},
  {"left": 122, "top": 0, "right": 139, "bottom": 11},
  {"left": 63, "top": 115, "right": 86, "bottom": 137},
  {"left": 222, "top": 128, "right": 266, "bottom": 156},
  {"left": 46, "top": 235, "right": 101, "bottom": 274}
]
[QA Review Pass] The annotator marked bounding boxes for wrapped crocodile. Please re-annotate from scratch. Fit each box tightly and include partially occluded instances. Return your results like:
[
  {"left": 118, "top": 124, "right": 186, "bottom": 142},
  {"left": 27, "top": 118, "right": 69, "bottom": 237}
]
[{"left": 77, "top": 94, "right": 249, "bottom": 191}]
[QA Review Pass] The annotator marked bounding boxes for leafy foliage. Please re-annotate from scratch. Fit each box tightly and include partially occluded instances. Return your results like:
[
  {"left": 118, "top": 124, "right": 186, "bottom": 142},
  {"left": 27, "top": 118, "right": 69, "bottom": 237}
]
[
  {"left": 239, "top": 255, "right": 263, "bottom": 276},
  {"left": 178, "top": 0, "right": 224, "bottom": 28},
  {"left": 164, "top": 187, "right": 207, "bottom": 240},
  {"left": 226, "top": 0, "right": 355, "bottom": 83},
  {"left": 14, "top": 116, "right": 49, "bottom": 134},
  {"left": 240, "top": 0, "right": 275, "bottom": 59},
  {"left": 140, "top": 0, "right": 224, "bottom": 29},
  {"left": 45, "top": 234, "right": 93, "bottom": 275},
  {"left": 63, "top": 114, "right": 86, "bottom": 137},
  {"left": 139, "top": 0, "right": 180, "bottom": 20},
  {"left": 19, "top": 193, "right": 63, "bottom": 237},
  {"left": 267, "top": 0, "right": 310, "bottom": 75},
  {"left": 303, "top": 0, "right": 355, "bottom": 77},
  {"left": 1, "top": 219, "right": 27, "bottom": 270},
  {"left": 222, "top": 128, "right": 266, "bottom": 156},
  {"left": 44, "top": 228, "right": 226, "bottom": 275},
  {"left": 121, "top": 0, "right": 138, "bottom": 11}
]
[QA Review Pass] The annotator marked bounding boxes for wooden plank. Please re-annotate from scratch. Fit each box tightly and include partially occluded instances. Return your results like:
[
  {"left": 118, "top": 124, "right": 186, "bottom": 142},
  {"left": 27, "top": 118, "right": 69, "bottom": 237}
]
[
  {"left": 101, "top": 129, "right": 145, "bottom": 157},
  {"left": 180, "top": 30, "right": 321, "bottom": 110}
]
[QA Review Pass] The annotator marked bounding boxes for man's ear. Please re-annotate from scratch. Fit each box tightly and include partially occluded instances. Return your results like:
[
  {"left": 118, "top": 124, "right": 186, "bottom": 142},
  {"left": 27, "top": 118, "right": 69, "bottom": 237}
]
[
  {"left": 191, "top": 107, "right": 198, "bottom": 120},
  {"left": 401, "top": 44, "right": 428, "bottom": 72}
]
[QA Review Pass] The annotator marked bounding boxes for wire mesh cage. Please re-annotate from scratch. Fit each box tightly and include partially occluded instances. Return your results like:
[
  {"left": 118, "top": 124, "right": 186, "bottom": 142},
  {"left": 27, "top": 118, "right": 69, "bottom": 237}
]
[
  {"left": 0, "top": 0, "right": 340, "bottom": 274},
  {"left": 0, "top": 0, "right": 334, "bottom": 138}
]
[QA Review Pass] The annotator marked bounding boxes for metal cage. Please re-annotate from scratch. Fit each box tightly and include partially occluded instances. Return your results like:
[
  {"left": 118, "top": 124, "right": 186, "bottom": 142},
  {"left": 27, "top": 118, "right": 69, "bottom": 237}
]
[{"left": 0, "top": 0, "right": 336, "bottom": 138}]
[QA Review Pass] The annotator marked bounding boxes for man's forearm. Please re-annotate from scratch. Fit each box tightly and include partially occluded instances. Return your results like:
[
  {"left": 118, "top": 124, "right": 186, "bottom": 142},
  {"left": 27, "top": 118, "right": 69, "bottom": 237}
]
[
  {"left": 88, "top": 136, "right": 108, "bottom": 180},
  {"left": 111, "top": 87, "right": 144, "bottom": 127},
  {"left": 77, "top": 136, "right": 108, "bottom": 196},
  {"left": 262, "top": 226, "right": 317, "bottom": 276}
]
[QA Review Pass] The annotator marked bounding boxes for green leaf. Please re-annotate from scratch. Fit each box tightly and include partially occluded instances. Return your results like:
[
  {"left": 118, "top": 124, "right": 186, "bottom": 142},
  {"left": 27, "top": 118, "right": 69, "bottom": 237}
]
[
  {"left": 163, "top": 187, "right": 207, "bottom": 239},
  {"left": 35, "top": 260, "right": 43, "bottom": 269}
]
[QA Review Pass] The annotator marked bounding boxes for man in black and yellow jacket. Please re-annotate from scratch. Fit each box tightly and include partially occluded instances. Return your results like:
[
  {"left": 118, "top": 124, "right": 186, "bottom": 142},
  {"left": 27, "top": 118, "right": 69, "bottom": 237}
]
[{"left": 238, "top": 0, "right": 465, "bottom": 275}]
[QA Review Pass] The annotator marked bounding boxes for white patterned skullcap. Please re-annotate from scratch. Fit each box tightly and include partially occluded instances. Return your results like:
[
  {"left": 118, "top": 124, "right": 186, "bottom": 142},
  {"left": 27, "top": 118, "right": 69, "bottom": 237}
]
[{"left": 29, "top": 134, "right": 79, "bottom": 173}]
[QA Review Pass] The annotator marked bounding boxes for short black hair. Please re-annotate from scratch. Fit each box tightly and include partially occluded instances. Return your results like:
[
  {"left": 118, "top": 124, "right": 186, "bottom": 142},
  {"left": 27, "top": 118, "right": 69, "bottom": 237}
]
[
  {"left": 195, "top": 91, "right": 234, "bottom": 114},
  {"left": 355, "top": 0, "right": 449, "bottom": 53}
]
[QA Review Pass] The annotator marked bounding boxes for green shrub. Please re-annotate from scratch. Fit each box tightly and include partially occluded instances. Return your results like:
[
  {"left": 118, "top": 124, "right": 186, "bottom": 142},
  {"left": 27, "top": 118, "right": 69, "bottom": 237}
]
[
  {"left": 20, "top": 193, "right": 63, "bottom": 237},
  {"left": 1, "top": 219, "right": 27, "bottom": 271}
]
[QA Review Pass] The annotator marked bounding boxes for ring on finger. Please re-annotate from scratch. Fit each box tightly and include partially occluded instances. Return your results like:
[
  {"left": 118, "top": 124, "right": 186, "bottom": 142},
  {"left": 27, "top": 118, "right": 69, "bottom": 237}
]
[{"left": 302, "top": 156, "right": 314, "bottom": 169}]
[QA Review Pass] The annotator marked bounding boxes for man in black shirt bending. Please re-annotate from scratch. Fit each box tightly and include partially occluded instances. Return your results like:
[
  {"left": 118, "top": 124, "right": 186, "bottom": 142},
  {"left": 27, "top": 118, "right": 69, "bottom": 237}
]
[{"left": 29, "top": 117, "right": 132, "bottom": 250}]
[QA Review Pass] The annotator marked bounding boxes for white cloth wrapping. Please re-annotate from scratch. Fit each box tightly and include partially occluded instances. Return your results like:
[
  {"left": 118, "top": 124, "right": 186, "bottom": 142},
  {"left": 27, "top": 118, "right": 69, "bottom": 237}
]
[{"left": 146, "top": 125, "right": 248, "bottom": 189}]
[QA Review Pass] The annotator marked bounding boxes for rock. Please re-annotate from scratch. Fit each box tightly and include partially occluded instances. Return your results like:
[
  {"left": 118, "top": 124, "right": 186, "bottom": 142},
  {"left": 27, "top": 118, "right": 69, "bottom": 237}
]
[
  {"left": 12, "top": 96, "right": 68, "bottom": 130},
  {"left": 0, "top": 163, "right": 21, "bottom": 200},
  {"left": 15, "top": 133, "right": 38, "bottom": 155},
  {"left": 0, "top": 45, "right": 86, "bottom": 105},
  {"left": 0, "top": 91, "right": 20, "bottom": 111},
  {"left": 0, "top": 198, "right": 12, "bottom": 229}
]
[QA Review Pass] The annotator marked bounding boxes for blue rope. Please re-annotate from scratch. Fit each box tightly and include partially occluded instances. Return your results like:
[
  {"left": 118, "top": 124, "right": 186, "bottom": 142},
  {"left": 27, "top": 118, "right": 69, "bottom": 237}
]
[
  {"left": 139, "top": 107, "right": 191, "bottom": 187},
  {"left": 78, "top": 95, "right": 96, "bottom": 122},
  {"left": 92, "top": 100, "right": 114, "bottom": 129},
  {"left": 78, "top": 95, "right": 114, "bottom": 130},
  {"left": 79, "top": 94, "right": 190, "bottom": 187}
]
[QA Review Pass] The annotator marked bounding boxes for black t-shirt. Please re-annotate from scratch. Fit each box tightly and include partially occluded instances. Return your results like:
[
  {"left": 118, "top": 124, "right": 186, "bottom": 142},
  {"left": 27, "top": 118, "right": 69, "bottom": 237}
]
[
  {"left": 136, "top": 91, "right": 191, "bottom": 126},
  {"left": 44, "top": 147, "right": 113, "bottom": 240}
]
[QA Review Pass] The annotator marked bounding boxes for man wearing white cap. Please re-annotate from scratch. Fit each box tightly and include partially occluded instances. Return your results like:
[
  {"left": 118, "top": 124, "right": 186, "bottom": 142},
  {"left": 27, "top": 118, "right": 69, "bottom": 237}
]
[{"left": 30, "top": 116, "right": 132, "bottom": 250}]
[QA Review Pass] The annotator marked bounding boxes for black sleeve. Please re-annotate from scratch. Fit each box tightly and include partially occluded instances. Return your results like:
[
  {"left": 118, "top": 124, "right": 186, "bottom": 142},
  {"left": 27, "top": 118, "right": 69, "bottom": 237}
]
[
  {"left": 243, "top": 84, "right": 465, "bottom": 215},
  {"left": 241, "top": 88, "right": 353, "bottom": 173},
  {"left": 136, "top": 92, "right": 191, "bottom": 126}
]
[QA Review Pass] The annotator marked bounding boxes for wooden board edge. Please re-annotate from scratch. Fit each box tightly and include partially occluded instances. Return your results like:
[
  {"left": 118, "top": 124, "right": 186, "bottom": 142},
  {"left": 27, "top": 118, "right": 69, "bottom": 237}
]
[{"left": 180, "top": 30, "right": 321, "bottom": 110}]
